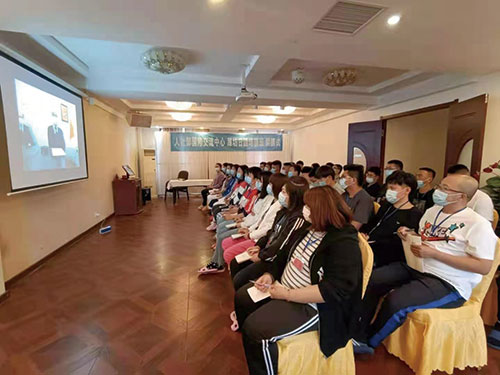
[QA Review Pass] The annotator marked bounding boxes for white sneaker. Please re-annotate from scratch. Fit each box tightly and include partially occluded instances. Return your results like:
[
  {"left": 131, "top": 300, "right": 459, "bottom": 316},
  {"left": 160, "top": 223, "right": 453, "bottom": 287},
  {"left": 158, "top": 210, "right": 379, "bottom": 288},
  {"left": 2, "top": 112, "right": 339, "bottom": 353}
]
[{"left": 206, "top": 222, "right": 217, "bottom": 231}]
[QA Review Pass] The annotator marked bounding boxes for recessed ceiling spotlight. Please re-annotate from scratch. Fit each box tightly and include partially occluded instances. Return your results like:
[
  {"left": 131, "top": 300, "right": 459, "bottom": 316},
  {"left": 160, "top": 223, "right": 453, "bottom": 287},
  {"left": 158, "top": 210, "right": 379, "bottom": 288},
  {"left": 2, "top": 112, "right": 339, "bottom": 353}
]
[
  {"left": 209, "top": 0, "right": 226, "bottom": 5},
  {"left": 256, "top": 115, "right": 276, "bottom": 124},
  {"left": 171, "top": 113, "right": 193, "bottom": 122},
  {"left": 165, "top": 101, "right": 193, "bottom": 111},
  {"left": 387, "top": 15, "right": 401, "bottom": 26},
  {"left": 271, "top": 106, "right": 296, "bottom": 115}
]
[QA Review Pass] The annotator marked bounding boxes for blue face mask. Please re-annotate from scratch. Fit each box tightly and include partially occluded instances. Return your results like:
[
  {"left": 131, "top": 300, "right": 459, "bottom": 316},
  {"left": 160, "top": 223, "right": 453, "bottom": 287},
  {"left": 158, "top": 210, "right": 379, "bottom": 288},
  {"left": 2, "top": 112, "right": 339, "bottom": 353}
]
[
  {"left": 433, "top": 189, "right": 457, "bottom": 206},
  {"left": 278, "top": 191, "right": 288, "bottom": 208},
  {"left": 231, "top": 170, "right": 236, "bottom": 176},
  {"left": 271, "top": 168, "right": 276, "bottom": 174},
  {"left": 385, "top": 189, "right": 399, "bottom": 204},
  {"left": 222, "top": 168, "right": 226, "bottom": 173},
  {"left": 385, "top": 169, "right": 395, "bottom": 178},
  {"left": 318, "top": 181, "right": 327, "bottom": 187},
  {"left": 244, "top": 176, "right": 252, "bottom": 184},
  {"left": 256, "top": 181, "right": 262, "bottom": 191},
  {"left": 264, "top": 167, "right": 270, "bottom": 171},
  {"left": 339, "top": 178, "right": 348, "bottom": 190},
  {"left": 417, "top": 180, "right": 425, "bottom": 189},
  {"left": 266, "top": 184, "right": 273, "bottom": 196},
  {"left": 288, "top": 171, "right": 293, "bottom": 177},
  {"left": 236, "top": 172, "right": 242, "bottom": 180}
]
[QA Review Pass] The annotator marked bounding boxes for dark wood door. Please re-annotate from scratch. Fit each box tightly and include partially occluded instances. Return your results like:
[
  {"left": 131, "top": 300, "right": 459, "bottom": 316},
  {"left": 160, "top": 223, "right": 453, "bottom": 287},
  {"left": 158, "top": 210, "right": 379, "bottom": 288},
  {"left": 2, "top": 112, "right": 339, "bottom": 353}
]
[
  {"left": 445, "top": 94, "right": 488, "bottom": 178},
  {"left": 347, "top": 120, "right": 385, "bottom": 169}
]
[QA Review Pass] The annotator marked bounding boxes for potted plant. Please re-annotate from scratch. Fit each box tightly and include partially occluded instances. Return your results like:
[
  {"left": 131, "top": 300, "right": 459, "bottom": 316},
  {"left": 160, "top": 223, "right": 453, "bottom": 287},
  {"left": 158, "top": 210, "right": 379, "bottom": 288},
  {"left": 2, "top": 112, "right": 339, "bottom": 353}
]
[{"left": 482, "top": 160, "right": 500, "bottom": 233}]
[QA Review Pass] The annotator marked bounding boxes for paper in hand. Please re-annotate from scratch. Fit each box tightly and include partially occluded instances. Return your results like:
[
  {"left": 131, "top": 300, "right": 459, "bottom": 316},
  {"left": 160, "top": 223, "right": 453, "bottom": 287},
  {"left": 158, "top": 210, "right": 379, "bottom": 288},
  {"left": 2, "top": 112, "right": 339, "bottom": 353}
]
[
  {"left": 231, "top": 233, "right": 244, "bottom": 240},
  {"left": 401, "top": 235, "right": 424, "bottom": 272},
  {"left": 226, "top": 223, "right": 237, "bottom": 229},
  {"left": 247, "top": 286, "right": 271, "bottom": 303},
  {"left": 235, "top": 251, "right": 252, "bottom": 264}
]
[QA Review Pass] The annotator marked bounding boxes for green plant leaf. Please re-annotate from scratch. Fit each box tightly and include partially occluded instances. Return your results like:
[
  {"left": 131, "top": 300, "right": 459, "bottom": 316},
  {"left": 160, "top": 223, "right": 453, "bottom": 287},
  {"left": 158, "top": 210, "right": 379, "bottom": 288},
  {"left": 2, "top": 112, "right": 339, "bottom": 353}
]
[{"left": 486, "top": 176, "right": 500, "bottom": 187}]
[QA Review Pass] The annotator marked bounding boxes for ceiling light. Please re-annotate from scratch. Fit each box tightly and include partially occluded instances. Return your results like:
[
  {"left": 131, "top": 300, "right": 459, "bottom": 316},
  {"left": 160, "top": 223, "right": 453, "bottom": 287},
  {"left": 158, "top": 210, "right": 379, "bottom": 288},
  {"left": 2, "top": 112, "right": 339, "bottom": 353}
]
[
  {"left": 171, "top": 113, "right": 193, "bottom": 122},
  {"left": 256, "top": 115, "right": 276, "bottom": 124},
  {"left": 209, "top": 0, "right": 226, "bottom": 5},
  {"left": 271, "top": 106, "right": 296, "bottom": 115},
  {"left": 142, "top": 48, "right": 186, "bottom": 74},
  {"left": 387, "top": 15, "right": 401, "bottom": 26},
  {"left": 165, "top": 101, "right": 193, "bottom": 110},
  {"left": 324, "top": 68, "right": 357, "bottom": 87}
]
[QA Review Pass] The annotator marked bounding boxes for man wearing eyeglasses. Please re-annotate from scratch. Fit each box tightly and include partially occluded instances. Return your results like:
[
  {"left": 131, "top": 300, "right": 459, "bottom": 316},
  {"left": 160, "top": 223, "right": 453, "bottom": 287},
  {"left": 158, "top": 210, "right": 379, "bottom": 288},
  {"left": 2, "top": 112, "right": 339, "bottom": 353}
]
[{"left": 353, "top": 174, "right": 497, "bottom": 354}]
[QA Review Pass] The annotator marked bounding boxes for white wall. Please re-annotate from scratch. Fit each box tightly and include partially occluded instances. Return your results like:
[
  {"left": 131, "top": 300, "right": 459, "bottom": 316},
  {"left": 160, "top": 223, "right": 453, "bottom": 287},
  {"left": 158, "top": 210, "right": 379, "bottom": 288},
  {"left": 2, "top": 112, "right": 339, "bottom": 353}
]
[
  {"left": 0, "top": 102, "right": 138, "bottom": 280},
  {"left": 292, "top": 72, "right": 500, "bottom": 186}
]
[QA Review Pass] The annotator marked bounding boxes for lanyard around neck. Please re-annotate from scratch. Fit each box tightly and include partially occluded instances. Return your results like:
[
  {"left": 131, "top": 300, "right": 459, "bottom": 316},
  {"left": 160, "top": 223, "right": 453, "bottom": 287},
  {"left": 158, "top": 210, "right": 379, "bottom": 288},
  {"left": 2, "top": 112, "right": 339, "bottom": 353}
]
[
  {"left": 431, "top": 207, "right": 466, "bottom": 236},
  {"left": 368, "top": 201, "right": 408, "bottom": 236}
]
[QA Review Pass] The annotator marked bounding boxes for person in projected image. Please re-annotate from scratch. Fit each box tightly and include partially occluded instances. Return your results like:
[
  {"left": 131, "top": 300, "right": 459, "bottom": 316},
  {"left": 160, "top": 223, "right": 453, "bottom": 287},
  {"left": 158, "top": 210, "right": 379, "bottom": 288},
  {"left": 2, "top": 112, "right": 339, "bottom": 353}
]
[
  {"left": 18, "top": 114, "right": 36, "bottom": 148},
  {"left": 47, "top": 112, "right": 66, "bottom": 151}
]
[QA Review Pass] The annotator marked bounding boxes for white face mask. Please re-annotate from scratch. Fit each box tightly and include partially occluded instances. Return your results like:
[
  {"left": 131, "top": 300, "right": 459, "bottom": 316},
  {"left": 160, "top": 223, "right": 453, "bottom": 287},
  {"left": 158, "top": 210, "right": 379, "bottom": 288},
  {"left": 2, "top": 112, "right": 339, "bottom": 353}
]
[
  {"left": 302, "top": 205, "right": 311, "bottom": 222},
  {"left": 366, "top": 177, "right": 374, "bottom": 184}
]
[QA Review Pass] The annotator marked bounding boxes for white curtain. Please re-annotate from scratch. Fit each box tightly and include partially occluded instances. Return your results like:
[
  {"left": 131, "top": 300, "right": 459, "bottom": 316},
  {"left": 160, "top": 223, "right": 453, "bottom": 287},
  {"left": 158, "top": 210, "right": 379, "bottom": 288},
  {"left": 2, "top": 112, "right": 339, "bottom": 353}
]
[{"left": 152, "top": 130, "right": 292, "bottom": 196}]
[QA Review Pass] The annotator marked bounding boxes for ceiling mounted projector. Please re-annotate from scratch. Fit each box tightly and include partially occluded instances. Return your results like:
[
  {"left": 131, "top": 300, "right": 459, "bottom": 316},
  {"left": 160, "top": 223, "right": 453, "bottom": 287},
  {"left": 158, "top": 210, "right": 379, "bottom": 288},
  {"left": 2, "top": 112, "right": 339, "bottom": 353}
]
[{"left": 236, "top": 64, "right": 258, "bottom": 102}]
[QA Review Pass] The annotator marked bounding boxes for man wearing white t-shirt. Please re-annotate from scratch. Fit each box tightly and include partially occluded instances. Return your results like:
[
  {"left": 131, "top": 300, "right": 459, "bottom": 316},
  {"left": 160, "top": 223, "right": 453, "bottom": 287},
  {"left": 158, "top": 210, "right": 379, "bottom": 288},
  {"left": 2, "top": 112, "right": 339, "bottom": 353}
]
[
  {"left": 354, "top": 174, "right": 497, "bottom": 354},
  {"left": 447, "top": 164, "right": 494, "bottom": 223}
]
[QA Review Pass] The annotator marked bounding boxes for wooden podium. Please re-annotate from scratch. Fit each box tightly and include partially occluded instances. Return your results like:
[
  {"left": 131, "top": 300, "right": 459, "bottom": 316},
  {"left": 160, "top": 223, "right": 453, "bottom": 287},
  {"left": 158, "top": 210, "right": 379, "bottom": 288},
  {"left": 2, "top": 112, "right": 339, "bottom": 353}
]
[{"left": 112, "top": 176, "right": 143, "bottom": 215}]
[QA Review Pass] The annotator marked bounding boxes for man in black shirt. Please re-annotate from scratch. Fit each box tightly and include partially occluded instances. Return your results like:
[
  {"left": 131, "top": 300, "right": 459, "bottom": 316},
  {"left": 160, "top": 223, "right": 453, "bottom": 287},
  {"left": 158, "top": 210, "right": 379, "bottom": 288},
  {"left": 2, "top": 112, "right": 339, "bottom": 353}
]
[
  {"left": 361, "top": 171, "right": 422, "bottom": 267},
  {"left": 413, "top": 167, "right": 436, "bottom": 211},
  {"left": 364, "top": 166, "right": 382, "bottom": 198}
]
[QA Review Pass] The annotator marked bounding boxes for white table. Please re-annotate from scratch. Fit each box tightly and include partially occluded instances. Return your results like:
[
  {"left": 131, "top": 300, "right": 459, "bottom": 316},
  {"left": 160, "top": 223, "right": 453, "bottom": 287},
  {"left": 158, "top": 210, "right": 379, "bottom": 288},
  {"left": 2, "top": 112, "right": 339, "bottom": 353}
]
[{"left": 165, "top": 179, "right": 213, "bottom": 203}]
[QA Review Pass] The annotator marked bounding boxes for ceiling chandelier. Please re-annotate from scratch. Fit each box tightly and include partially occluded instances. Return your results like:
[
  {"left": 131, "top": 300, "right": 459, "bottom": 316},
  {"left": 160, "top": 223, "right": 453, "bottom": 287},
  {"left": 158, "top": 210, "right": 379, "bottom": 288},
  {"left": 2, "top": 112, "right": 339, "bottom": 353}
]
[
  {"left": 256, "top": 115, "right": 276, "bottom": 124},
  {"left": 165, "top": 101, "right": 193, "bottom": 110},
  {"left": 324, "top": 68, "right": 357, "bottom": 87},
  {"left": 142, "top": 48, "right": 186, "bottom": 74},
  {"left": 171, "top": 113, "right": 193, "bottom": 122}
]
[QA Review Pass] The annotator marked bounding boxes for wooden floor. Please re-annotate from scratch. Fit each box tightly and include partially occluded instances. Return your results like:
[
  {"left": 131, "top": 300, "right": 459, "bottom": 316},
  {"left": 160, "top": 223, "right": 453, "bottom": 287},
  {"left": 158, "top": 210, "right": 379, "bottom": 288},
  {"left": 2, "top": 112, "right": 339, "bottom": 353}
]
[{"left": 0, "top": 197, "right": 498, "bottom": 375}]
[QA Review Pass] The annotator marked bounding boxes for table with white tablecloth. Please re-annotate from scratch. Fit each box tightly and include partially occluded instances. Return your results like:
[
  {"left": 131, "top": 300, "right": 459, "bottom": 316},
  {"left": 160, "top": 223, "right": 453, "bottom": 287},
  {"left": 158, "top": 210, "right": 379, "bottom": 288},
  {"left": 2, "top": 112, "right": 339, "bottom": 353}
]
[{"left": 165, "top": 179, "right": 213, "bottom": 203}]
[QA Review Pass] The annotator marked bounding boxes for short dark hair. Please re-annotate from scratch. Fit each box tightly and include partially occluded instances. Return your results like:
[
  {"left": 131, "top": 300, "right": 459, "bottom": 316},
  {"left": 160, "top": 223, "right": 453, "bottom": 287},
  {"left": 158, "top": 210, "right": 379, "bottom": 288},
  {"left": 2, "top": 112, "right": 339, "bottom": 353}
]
[
  {"left": 388, "top": 159, "right": 404, "bottom": 170},
  {"left": 215, "top": 162, "right": 222, "bottom": 168},
  {"left": 344, "top": 164, "right": 365, "bottom": 186},
  {"left": 301, "top": 166, "right": 313, "bottom": 175},
  {"left": 272, "top": 160, "right": 282, "bottom": 170},
  {"left": 284, "top": 162, "right": 293, "bottom": 167},
  {"left": 447, "top": 164, "right": 469, "bottom": 175},
  {"left": 296, "top": 160, "right": 304, "bottom": 166},
  {"left": 259, "top": 171, "right": 272, "bottom": 199},
  {"left": 312, "top": 163, "right": 320, "bottom": 169},
  {"left": 326, "top": 162, "right": 334, "bottom": 168},
  {"left": 367, "top": 166, "right": 381, "bottom": 176},
  {"left": 285, "top": 176, "right": 309, "bottom": 212},
  {"left": 291, "top": 164, "right": 302, "bottom": 174},
  {"left": 334, "top": 164, "right": 343, "bottom": 172},
  {"left": 315, "top": 165, "right": 335, "bottom": 180},
  {"left": 419, "top": 167, "right": 436, "bottom": 179},
  {"left": 248, "top": 166, "right": 261, "bottom": 180},
  {"left": 386, "top": 170, "right": 418, "bottom": 194},
  {"left": 223, "top": 162, "right": 229, "bottom": 167}
]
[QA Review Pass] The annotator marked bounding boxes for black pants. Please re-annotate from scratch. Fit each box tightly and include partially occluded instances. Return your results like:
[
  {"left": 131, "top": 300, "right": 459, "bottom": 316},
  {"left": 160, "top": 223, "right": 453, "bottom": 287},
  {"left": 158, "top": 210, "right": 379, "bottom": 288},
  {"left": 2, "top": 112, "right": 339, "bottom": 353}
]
[
  {"left": 235, "top": 283, "right": 318, "bottom": 375},
  {"left": 201, "top": 188, "right": 210, "bottom": 206},
  {"left": 230, "top": 260, "right": 271, "bottom": 291},
  {"left": 355, "top": 262, "right": 466, "bottom": 348}
]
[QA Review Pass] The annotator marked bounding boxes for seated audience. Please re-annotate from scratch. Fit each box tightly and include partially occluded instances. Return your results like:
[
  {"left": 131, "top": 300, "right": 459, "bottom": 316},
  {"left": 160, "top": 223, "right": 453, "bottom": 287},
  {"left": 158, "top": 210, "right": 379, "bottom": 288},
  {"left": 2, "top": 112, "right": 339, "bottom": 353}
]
[
  {"left": 413, "top": 167, "right": 436, "bottom": 211},
  {"left": 205, "top": 163, "right": 234, "bottom": 209},
  {"left": 379, "top": 159, "right": 404, "bottom": 200},
  {"left": 230, "top": 176, "right": 309, "bottom": 291},
  {"left": 288, "top": 164, "right": 301, "bottom": 177},
  {"left": 447, "top": 164, "right": 495, "bottom": 223},
  {"left": 199, "top": 163, "right": 227, "bottom": 210},
  {"left": 363, "top": 166, "right": 382, "bottom": 198},
  {"left": 200, "top": 168, "right": 271, "bottom": 274},
  {"left": 221, "top": 175, "right": 301, "bottom": 265},
  {"left": 353, "top": 174, "right": 497, "bottom": 354},
  {"left": 341, "top": 164, "right": 374, "bottom": 229},
  {"left": 233, "top": 186, "right": 363, "bottom": 375},
  {"left": 362, "top": 171, "right": 422, "bottom": 267},
  {"left": 296, "top": 160, "right": 304, "bottom": 168},
  {"left": 271, "top": 160, "right": 282, "bottom": 174}
]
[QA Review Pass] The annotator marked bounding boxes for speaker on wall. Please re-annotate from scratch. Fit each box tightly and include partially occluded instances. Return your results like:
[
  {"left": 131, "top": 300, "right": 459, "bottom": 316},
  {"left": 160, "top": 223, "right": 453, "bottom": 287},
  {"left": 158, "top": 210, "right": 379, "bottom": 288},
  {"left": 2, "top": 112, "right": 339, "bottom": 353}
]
[{"left": 127, "top": 113, "right": 152, "bottom": 128}]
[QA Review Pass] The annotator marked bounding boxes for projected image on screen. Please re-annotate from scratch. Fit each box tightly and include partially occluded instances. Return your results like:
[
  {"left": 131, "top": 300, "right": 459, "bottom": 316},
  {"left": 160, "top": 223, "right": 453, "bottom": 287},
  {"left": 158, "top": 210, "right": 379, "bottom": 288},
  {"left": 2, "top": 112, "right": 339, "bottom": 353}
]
[{"left": 15, "top": 79, "right": 80, "bottom": 171}]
